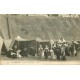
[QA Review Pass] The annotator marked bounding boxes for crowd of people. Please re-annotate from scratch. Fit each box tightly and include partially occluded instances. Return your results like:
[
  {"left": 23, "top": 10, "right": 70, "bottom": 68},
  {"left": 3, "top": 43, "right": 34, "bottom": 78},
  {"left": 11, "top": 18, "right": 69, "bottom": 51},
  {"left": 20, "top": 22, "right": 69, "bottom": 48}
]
[
  {"left": 5, "top": 40, "right": 80, "bottom": 61},
  {"left": 38, "top": 41, "right": 79, "bottom": 60}
]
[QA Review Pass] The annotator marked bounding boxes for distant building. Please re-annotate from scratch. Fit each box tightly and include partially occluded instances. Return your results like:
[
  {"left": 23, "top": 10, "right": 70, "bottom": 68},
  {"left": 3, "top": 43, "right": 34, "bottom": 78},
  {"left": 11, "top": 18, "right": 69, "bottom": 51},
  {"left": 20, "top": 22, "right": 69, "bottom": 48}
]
[
  {"left": 58, "top": 14, "right": 79, "bottom": 17},
  {"left": 1, "top": 14, "right": 80, "bottom": 17},
  {"left": 28, "top": 14, "right": 48, "bottom": 17}
]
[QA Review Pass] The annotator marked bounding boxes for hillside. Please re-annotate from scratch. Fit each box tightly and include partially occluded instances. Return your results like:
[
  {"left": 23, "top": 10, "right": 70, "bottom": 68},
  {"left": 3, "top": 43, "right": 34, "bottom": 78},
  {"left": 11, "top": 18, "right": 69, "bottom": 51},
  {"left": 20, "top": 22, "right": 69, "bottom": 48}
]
[{"left": 0, "top": 15, "right": 80, "bottom": 41}]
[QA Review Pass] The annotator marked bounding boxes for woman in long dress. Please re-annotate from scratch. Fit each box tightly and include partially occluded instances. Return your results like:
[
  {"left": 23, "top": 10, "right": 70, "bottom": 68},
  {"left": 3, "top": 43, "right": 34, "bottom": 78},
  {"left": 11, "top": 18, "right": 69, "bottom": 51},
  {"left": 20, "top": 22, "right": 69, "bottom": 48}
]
[
  {"left": 50, "top": 49, "right": 56, "bottom": 60},
  {"left": 38, "top": 45, "right": 43, "bottom": 59},
  {"left": 44, "top": 45, "right": 49, "bottom": 59}
]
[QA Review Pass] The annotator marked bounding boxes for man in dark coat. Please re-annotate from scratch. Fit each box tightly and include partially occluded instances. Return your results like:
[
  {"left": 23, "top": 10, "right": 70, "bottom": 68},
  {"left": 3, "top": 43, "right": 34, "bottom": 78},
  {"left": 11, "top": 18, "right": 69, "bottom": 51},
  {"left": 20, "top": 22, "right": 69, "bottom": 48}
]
[
  {"left": 70, "top": 41, "right": 78, "bottom": 57},
  {"left": 65, "top": 44, "right": 71, "bottom": 56},
  {"left": 55, "top": 44, "right": 61, "bottom": 60},
  {"left": 70, "top": 41, "right": 75, "bottom": 56},
  {"left": 75, "top": 43, "right": 79, "bottom": 56}
]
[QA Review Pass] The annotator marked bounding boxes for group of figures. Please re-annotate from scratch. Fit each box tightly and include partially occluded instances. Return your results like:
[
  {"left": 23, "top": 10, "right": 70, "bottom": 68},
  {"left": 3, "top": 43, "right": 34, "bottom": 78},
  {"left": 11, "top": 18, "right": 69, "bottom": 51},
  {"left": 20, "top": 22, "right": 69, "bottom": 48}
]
[
  {"left": 7, "top": 45, "right": 36, "bottom": 59},
  {"left": 38, "top": 41, "right": 79, "bottom": 60},
  {"left": 5, "top": 40, "right": 80, "bottom": 61}
]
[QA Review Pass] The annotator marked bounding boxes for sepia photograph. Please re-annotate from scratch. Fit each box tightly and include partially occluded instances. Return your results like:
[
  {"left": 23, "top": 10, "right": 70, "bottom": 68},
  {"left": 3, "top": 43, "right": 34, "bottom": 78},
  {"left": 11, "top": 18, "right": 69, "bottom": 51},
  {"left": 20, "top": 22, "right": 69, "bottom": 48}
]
[
  {"left": 1, "top": 0, "right": 80, "bottom": 80},
  {"left": 0, "top": 14, "right": 80, "bottom": 64}
]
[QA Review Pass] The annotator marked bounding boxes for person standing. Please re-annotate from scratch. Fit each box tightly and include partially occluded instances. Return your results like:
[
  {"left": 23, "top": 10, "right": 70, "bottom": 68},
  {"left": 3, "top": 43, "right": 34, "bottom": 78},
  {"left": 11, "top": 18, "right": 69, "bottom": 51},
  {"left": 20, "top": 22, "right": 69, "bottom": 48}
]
[
  {"left": 11, "top": 45, "right": 18, "bottom": 59},
  {"left": 38, "top": 45, "right": 43, "bottom": 59},
  {"left": 65, "top": 44, "right": 71, "bottom": 56},
  {"left": 44, "top": 45, "right": 49, "bottom": 59},
  {"left": 50, "top": 49, "right": 56, "bottom": 60},
  {"left": 61, "top": 44, "right": 66, "bottom": 60},
  {"left": 55, "top": 43, "right": 61, "bottom": 60},
  {"left": 70, "top": 41, "right": 75, "bottom": 57}
]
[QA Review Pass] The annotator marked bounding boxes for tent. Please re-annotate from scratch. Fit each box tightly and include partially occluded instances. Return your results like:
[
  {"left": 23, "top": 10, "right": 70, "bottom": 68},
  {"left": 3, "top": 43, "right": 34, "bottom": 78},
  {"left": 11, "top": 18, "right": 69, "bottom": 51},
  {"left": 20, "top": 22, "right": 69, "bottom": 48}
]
[
  {"left": 63, "top": 38, "right": 66, "bottom": 43},
  {"left": 16, "top": 36, "right": 37, "bottom": 56},
  {"left": 3, "top": 39, "right": 12, "bottom": 51},
  {"left": 1, "top": 39, "right": 12, "bottom": 55},
  {"left": 13, "top": 35, "right": 28, "bottom": 50},
  {"left": 15, "top": 35, "right": 27, "bottom": 41},
  {"left": 12, "top": 36, "right": 37, "bottom": 55},
  {"left": 37, "top": 40, "right": 51, "bottom": 49},
  {"left": 36, "top": 37, "right": 42, "bottom": 42},
  {"left": 1, "top": 42, "right": 7, "bottom": 55},
  {"left": 0, "top": 36, "right": 3, "bottom": 54},
  {"left": 58, "top": 39, "right": 63, "bottom": 43},
  {"left": 58, "top": 38, "right": 66, "bottom": 43},
  {"left": 50, "top": 39, "right": 54, "bottom": 44},
  {"left": 50, "top": 39, "right": 54, "bottom": 48},
  {"left": 36, "top": 40, "right": 51, "bottom": 55}
]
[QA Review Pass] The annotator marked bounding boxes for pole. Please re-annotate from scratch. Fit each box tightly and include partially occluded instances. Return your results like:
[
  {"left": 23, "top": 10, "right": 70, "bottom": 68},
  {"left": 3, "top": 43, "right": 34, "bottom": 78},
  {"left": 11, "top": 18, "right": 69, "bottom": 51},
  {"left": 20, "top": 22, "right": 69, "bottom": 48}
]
[{"left": 6, "top": 17, "right": 11, "bottom": 39}]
